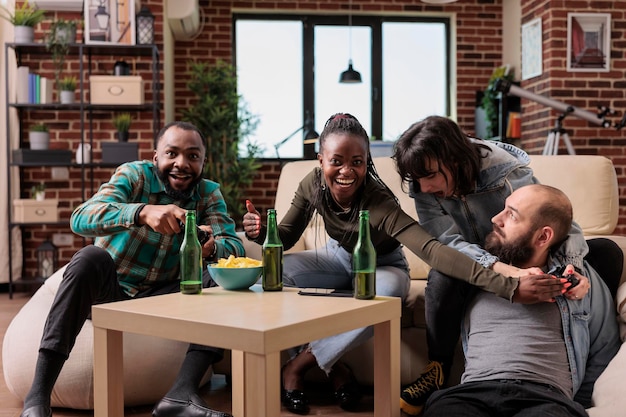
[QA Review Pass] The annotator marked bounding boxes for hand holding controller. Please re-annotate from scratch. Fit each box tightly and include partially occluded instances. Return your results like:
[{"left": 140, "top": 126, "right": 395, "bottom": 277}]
[
  {"left": 555, "top": 265, "right": 580, "bottom": 289},
  {"left": 177, "top": 219, "right": 211, "bottom": 246}
]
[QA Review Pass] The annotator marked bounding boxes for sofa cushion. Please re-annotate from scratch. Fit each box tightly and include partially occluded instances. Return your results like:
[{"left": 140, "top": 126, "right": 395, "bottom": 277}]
[
  {"left": 588, "top": 290, "right": 626, "bottom": 416},
  {"left": 529, "top": 155, "right": 618, "bottom": 235}
]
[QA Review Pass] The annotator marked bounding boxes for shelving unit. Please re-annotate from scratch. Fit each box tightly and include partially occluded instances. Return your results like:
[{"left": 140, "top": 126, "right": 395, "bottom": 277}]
[{"left": 4, "top": 42, "right": 160, "bottom": 298}]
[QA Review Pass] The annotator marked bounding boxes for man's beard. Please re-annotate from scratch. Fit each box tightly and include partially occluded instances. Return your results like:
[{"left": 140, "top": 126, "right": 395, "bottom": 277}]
[
  {"left": 484, "top": 227, "right": 535, "bottom": 266},
  {"left": 156, "top": 166, "right": 203, "bottom": 201}
]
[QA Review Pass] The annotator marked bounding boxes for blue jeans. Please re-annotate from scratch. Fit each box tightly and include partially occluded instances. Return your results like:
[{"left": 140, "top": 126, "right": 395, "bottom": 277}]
[
  {"left": 424, "top": 380, "right": 588, "bottom": 417},
  {"left": 282, "top": 239, "right": 410, "bottom": 372}
]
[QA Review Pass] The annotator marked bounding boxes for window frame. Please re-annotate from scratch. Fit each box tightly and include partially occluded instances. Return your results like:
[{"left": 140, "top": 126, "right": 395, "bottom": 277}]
[{"left": 233, "top": 12, "right": 452, "bottom": 159}]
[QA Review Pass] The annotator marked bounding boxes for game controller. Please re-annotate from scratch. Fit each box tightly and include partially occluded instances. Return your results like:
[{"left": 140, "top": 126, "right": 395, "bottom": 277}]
[
  {"left": 554, "top": 265, "right": 580, "bottom": 289},
  {"left": 177, "top": 219, "right": 211, "bottom": 245}
]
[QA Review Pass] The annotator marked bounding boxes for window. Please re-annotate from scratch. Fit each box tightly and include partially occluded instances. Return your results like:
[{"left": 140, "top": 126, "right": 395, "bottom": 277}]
[{"left": 235, "top": 14, "right": 451, "bottom": 159}]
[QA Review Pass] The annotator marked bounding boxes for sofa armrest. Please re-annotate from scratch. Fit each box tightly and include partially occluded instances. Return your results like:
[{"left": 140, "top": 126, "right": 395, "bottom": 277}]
[{"left": 238, "top": 231, "right": 262, "bottom": 260}]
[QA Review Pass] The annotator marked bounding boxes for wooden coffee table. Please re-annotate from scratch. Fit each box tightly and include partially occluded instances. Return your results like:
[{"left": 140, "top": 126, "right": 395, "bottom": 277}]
[{"left": 91, "top": 286, "right": 401, "bottom": 417}]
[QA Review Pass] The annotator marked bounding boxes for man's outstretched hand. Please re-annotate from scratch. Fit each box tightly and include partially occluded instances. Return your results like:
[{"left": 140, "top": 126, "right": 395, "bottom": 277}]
[{"left": 512, "top": 274, "right": 565, "bottom": 304}]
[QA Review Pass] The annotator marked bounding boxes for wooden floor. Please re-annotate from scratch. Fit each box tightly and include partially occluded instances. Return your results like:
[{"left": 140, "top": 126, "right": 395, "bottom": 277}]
[{"left": 0, "top": 288, "right": 376, "bottom": 417}]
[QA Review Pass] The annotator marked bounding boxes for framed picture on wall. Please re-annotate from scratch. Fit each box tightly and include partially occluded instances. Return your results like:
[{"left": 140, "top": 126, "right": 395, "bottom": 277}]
[
  {"left": 84, "top": 0, "right": 136, "bottom": 45},
  {"left": 567, "top": 13, "right": 611, "bottom": 72},
  {"left": 521, "top": 18, "right": 542, "bottom": 80}
]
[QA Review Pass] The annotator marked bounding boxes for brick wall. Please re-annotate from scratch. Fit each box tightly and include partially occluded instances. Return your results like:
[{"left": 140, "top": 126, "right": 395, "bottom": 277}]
[
  {"left": 14, "top": 0, "right": 626, "bottom": 277},
  {"left": 518, "top": 0, "right": 626, "bottom": 234}
]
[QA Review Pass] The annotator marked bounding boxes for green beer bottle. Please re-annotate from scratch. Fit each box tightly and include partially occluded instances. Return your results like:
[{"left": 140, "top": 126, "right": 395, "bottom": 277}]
[
  {"left": 262, "top": 208, "right": 283, "bottom": 291},
  {"left": 353, "top": 210, "right": 376, "bottom": 299},
  {"left": 179, "top": 210, "right": 203, "bottom": 294}
]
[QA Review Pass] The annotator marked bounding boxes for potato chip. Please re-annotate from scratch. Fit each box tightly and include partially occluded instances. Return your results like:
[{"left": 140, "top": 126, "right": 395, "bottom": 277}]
[{"left": 214, "top": 255, "right": 262, "bottom": 268}]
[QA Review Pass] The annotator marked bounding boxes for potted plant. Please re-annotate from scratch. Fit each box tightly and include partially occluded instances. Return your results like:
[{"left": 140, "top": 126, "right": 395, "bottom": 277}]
[
  {"left": 0, "top": 0, "right": 46, "bottom": 43},
  {"left": 29, "top": 123, "right": 50, "bottom": 150},
  {"left": 113, "top": 113, "right": 132, "bottom": 142},
  {"left": 46, "top": 19, "right": 79, "bottom": 90},
  {"left": 58, "top": 75, "right": 77, "bottom": 104},
  {"left": 181, "top": 60, "right": 261, "bottom": 222},
  {"left": 481, "top": 65, "right": 515, "bottom": 139},
  {"left": 30, "top": 182, "right": 46, "bottom": 201}
]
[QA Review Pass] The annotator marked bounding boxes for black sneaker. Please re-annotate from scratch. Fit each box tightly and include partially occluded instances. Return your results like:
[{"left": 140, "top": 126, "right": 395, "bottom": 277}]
[{"left": 400, "top": 361, "right": 444, "bottom": 416}]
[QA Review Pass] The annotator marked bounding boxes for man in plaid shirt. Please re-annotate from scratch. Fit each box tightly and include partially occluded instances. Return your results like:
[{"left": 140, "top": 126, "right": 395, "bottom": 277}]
[{"left": 20, "top": 121, "right": 244, "bottom": 417}]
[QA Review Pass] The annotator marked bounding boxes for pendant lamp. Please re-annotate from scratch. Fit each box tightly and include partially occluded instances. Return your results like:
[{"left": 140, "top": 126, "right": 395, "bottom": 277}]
[{"left": 339, "top": 0, "right": 362, "bottom": 83}]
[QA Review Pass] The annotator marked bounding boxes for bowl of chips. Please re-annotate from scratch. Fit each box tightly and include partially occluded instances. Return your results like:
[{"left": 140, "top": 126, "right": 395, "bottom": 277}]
[{"left": 207, "top": 255, "right": 263, "bottom": 290}]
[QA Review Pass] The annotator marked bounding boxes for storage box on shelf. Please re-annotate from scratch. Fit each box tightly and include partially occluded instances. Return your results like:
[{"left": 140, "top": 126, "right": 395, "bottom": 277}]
[
  {"left": 101, "top": 142, "right": 139, "bottom": 164},
  {"left": 12, "top": 149, "right": 73, "bottom": 164},
  {"left": 13, "top": 199, "right": 59, "bottom": 223},
  {"left": 90, "top": 75, "right": 145, "bottom": 105}
]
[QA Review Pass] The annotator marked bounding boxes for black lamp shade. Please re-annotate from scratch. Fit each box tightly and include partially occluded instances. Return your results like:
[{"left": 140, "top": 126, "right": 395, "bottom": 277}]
[
  {"left": 340, "top": 61, "right": 362, "bottom": 83},
  {"left": 304, "top": 128, "right": 319, "bottom": 141},
  {"left": 302, "top": 111, "right": 319, "bottom": 159},
  {"left": 136, "top": 6, "right": 155, "bottom": 44},
  {"left": 303, "top": 112, "right": 319, "bottom": 142}
]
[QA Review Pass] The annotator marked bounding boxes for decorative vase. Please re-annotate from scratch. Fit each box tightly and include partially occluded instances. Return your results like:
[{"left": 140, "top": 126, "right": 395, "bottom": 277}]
[
  {"left": 116, "top": 131, "right": 129, "bottom": 142},
  {"left": 60, "top": 90, "right": 75, "bottom": 104},
  {"left": 14, "top": 26, "right": 34, "bottom": 44},
  {"left": 76, "top": 143, "right": 91, "bottom": 164},
  {"left": 29, "top": 131, "right": 50, "bottom": 150},
  {"left": 35, "top": 192, "right": 45, "bottom": 201}
]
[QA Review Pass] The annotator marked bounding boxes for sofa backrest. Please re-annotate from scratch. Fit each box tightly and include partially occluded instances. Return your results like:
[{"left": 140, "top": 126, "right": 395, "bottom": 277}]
[{"left": 529, "top": 155, "right": 618, "bottom": 236}]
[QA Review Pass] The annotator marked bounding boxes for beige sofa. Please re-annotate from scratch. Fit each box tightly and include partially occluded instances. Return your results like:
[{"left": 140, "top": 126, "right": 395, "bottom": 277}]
[
  {"left": 221, "top": 154, "right": 626, "bottom": 416},
  {"left": 4, "top": 155, "right": 626, "bottom": 414}
]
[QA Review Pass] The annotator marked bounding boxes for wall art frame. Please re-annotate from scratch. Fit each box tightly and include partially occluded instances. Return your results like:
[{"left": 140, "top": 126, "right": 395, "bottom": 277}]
[
  {"left": 521, "top": 17, "right": 542, "bottom": 80},
  {"left": 84, "top": 0, "right": 136, "bottom": 45},
  {"left": 567, "top": 12, "right": 611, "bottom": 72}
]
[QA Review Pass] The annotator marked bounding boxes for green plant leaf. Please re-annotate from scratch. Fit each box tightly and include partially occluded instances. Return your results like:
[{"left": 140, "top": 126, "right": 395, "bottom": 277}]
[
  {"left": 181, "top": 60, "right": 260, "bottom": 224},
  {"left": 0, "top": 1, "right": 46, "bottom": 27},
  {"left": 481, "top": 66, "right": 515, "bottom": 139}
]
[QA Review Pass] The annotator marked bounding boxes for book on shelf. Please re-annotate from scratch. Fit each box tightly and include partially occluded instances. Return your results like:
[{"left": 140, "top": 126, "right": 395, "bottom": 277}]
[
  {"left": 35, "top": 74, "right": 40, "bottom": 103},
  {"left": 40, "top": 77, "right": 53, "bottom": 104},
  {"left": 21, "top": 72, "right": 51, "bottom": 104},
  {"left": 28, "top": 73, "right": 35, "bottom": 104},
  {"left": 506, "top": 112, "right": 521, "bottom": 139},
  {"left": 16, "top": 66, "right": 29, "bottom": 104}
]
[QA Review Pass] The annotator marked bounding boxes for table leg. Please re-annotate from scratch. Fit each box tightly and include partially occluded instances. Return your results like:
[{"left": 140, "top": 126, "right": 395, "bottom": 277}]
[
  {"left": 93, "top": 326, "right": 124, "bottom": 417},
  {"left": 231, "top": 350, "right": 281, "bottom": 417},
  {"left": 231, "top": 350, "right": 244, "bottom": 417},
  {"left": 373, "top": 317, "right": 400, "bottom": 417}
]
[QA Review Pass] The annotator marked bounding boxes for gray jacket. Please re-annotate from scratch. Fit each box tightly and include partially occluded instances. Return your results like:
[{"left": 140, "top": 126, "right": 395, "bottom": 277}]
[{"left": 410, "top": 139, "right": 588, "bottom": 271}]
